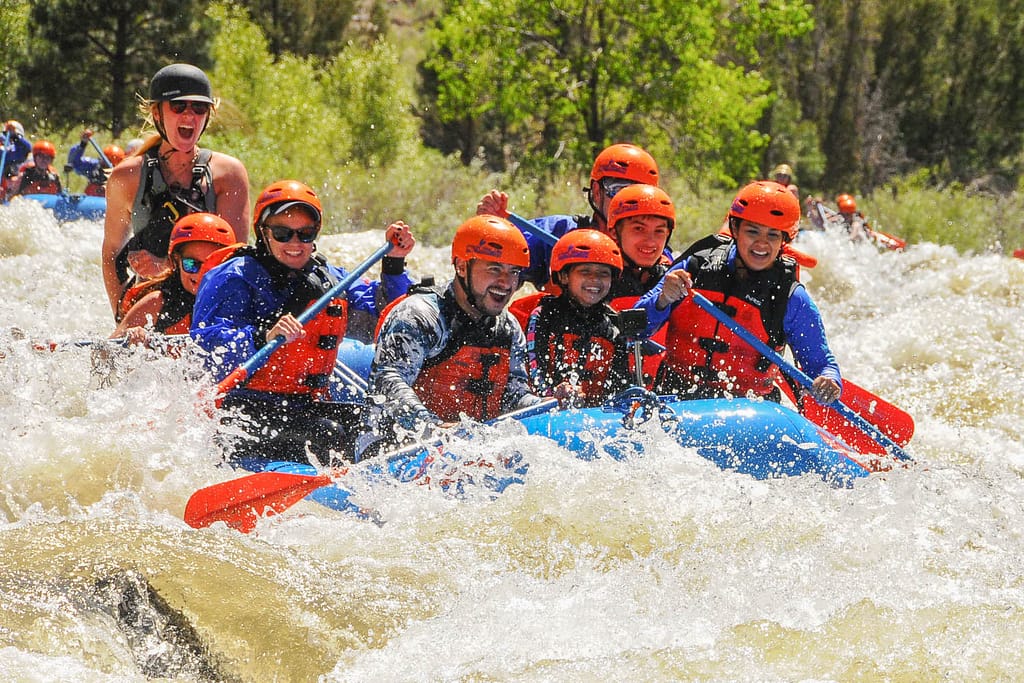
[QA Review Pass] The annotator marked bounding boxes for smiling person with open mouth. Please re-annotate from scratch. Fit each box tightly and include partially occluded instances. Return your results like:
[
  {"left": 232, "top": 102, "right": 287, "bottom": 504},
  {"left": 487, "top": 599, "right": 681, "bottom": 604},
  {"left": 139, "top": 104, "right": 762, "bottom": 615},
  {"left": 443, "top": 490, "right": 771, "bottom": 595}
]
[{"left": 102, "top": 63, "right": 251, "bottom": 322}]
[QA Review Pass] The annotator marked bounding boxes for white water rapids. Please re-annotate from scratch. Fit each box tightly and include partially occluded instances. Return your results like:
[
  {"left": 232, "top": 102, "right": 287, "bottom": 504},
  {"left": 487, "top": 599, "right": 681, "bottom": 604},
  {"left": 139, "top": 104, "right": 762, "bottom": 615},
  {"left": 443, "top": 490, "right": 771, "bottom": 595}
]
[{"left": 2, "top": 197, "right": 1024, "bottom": 681}]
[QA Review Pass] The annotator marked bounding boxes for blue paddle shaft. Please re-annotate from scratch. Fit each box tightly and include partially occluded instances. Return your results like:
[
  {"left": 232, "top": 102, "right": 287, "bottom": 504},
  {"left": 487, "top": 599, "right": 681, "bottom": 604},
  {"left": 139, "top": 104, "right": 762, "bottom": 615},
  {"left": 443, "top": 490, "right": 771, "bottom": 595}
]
[
  {"left": 86, "top": 136, "right": 112, "bottom": 168},
  {"left": 234, "top": 241, "right": 394, "bottom": 387}
]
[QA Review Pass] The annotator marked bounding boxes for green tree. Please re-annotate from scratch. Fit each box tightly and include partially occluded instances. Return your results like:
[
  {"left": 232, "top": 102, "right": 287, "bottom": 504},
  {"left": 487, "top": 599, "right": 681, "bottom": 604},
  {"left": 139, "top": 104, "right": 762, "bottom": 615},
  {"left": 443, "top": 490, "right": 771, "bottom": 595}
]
[
  {"left": 421, "top": 0, "right": 813, "bottom": 190},
  {"left": 1, "top": 0, "right": 30, "bottom": 117},
  {"left": 233, "top": 0, "right": 361, "bottom": 59},
  {"left": 18, "top": 0, "right": 209, "bottom": 136}
]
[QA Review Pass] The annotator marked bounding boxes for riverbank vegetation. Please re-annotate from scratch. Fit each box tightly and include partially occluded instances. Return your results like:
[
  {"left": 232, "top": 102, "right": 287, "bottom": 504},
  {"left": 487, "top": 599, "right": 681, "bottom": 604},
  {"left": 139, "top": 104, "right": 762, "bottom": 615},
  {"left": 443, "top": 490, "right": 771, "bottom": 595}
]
[{"left": 3, "top": 0, "right": 1022, "bottom": 253}]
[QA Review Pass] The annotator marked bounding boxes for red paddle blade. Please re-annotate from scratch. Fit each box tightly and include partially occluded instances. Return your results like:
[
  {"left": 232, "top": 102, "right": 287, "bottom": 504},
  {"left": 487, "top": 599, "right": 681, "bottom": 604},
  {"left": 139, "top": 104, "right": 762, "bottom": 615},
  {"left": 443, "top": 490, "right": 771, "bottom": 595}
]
[
  {"left": 184, "top": 471, "right": 333, "bottom": 533},
  {"left": 802, "top": 379, "right": 915, "bottom": 454}
]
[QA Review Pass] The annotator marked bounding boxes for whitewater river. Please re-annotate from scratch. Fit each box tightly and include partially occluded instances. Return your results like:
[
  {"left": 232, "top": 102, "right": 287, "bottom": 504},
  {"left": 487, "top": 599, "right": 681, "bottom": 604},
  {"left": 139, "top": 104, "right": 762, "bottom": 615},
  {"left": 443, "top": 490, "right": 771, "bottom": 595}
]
[{"left": 2, "top": 197, "right": 1023, "bottom": 682}]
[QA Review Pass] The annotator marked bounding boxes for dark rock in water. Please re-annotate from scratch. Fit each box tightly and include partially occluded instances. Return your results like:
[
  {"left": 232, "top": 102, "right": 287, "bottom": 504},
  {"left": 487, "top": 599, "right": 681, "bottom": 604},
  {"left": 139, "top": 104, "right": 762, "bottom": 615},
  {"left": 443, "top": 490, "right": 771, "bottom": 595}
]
[{"left": 91, "top": 569, "right": 237, "bottom": 682}]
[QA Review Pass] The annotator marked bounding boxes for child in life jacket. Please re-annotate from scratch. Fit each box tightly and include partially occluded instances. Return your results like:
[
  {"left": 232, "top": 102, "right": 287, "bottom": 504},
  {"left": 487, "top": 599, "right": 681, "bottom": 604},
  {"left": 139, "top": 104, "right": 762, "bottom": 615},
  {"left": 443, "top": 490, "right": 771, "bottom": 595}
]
[
  {"left": 526, "top": 229, "right": 633, "bottom": 407},
  {"left": 112, "top": 212, "right": 237, "bottom": 344}
]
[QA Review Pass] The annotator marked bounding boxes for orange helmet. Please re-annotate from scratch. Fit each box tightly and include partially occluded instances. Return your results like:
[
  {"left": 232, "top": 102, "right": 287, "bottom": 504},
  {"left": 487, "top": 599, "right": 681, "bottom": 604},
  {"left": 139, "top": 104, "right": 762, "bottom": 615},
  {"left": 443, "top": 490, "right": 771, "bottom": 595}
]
[
  {"left": 728, "top": 181, "right": 801, "bottom": 240},
  {"left": 452, "top": 215, "right": 530, "bottom": 268},
  {"left": 608, "top": 184, "right": 676, "bottom": 234},
  {"left": 550, "top": 229, "right": 623, "bottom": 278},
  {"left": 253, "top": 180, "right": 323, "bottom": 230},
  {"left": 836, "top": 193, "right": 857, "bottom": 213},
  {"left": 32, "top": 140, "right": 56, "bottom": 157},
  {"left": 168, "top": 213, "right": 236, "bottom": 257},
  {"left": 103, "top": 145, "right": 125, "bottom": 165},
  {"left": 590, "top": 143, "right": 659, "bottom": 185}
]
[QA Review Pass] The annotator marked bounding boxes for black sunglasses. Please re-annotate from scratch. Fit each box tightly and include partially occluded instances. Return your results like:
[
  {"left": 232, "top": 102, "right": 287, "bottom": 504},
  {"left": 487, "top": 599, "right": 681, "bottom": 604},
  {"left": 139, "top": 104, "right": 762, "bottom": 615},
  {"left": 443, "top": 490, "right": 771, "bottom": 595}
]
[
  {"left": 168, "top": 100, "right": 211, "bottom": 116},
  {"left": 264, "top": 224, "right": 319, "bottom": 243}
]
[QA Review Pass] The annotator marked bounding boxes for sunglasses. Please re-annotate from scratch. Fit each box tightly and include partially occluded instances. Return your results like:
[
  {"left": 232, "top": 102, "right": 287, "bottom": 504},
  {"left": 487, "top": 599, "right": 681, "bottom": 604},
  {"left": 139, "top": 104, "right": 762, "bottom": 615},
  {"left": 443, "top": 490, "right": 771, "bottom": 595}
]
[
  {"left": 168, "top": 100, "right": 211, "bottom": 116},
  {"left": 601, "top": 178, "right": 634, "bottom": 198},
  {"left": 180, "top": 256, "right": 204, "bottom": 274},
  {"left": 264, "top": 224, "right": 319, "bottom": 243}
]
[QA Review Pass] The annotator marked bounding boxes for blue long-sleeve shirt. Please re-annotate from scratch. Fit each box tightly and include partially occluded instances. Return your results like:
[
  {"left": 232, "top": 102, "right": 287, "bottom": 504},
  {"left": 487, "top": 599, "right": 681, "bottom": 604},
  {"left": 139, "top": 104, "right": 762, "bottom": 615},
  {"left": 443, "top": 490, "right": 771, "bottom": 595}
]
[
  {"left": 2, "top": 134, "right": 31, "bottom": 178},
  {"left": 66, "top": 143, "right": 106, "bottom": 183},
  {"left": 634, "top": 246, "right": 841, "bottom": 385},
  {"left": 192, "top": 253, "right": 413, "bottom": 393}
]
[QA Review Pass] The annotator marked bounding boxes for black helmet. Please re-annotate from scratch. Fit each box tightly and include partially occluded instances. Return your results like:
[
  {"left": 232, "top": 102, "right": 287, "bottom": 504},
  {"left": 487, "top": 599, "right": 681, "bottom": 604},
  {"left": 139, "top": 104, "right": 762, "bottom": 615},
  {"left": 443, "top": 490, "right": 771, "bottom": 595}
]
[{"left": 149, "top": 63, "right": 214, "bottom": 103}]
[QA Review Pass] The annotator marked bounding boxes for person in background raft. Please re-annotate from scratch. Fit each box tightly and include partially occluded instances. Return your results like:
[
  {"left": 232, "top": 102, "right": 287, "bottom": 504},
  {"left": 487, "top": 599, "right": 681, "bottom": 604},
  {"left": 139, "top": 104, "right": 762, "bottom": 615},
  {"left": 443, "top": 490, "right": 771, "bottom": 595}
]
[
  {"left": 6, "top": 140, "right": 62, "bottom": 198},
  {"left": 67, "top": 129, "right": 125, "bottom": 197},
  {"left": 112, "top": 213, "right": 236, "bottom": 345},
  {"left": 634, "top": 180, "right": 842, "bottom": 405},
  {"left": 476, "top": 143, "right": 663, "bottom": 290},
  {"left": 526, "top": 229, "right": 632, "bottom": 407},
  {"left": 358, "top": 215, "right": 543, "bottom": 457},
  {"left": 191, "top": 180, "right": 416, "bottom": 465},
  {"left": 102, "top": 63, "right": 249, "bottom": 320},
  {"left": 771, "top": 163, "right": 800, "bottom": 201},
  {"left": 1, "top": 120, "right": 32, "bottom": 194},
  {"left": 835, "top": 193, "right": 870, "bottom": 241}
]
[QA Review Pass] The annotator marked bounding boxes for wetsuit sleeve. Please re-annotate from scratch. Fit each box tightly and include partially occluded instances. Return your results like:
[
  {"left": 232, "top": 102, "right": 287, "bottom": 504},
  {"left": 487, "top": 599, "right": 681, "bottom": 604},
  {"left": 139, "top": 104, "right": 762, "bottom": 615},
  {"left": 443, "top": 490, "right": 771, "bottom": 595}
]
[
  {"left": 67, "top": 143, "right": 100, "bottom": 177},
  {"left": 634, "top": 259, "right": 690, "bottom": 337},
  {"left": 190, "top": 267, "right": 264, "bottom": 380},
  {"left": 502, "top": 318, "right": 544, "bottom": 412},
  {"left": 784, "top": 285, "right": 842, "bottom": 388},
  {"left": 369, "top": 296, "right": 447, "bottom": 429}
]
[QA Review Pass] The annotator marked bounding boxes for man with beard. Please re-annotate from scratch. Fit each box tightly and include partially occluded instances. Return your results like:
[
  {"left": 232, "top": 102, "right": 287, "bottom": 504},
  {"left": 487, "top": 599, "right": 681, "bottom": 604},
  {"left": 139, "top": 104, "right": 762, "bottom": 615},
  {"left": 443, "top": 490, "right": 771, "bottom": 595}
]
[{"left": 359, "top": 215, "right": 543, "bottom": 455}]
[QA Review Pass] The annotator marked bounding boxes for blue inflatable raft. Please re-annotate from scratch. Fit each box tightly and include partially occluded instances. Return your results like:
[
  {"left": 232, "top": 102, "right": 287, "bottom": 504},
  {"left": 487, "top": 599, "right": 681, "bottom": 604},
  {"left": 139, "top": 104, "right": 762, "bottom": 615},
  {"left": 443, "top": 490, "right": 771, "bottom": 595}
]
[
  {"left": 21, "top": 192, "right": 106, "bottom": 221},
  {"left": 234, "top": 340, "right": 874, "bottom": 520}
]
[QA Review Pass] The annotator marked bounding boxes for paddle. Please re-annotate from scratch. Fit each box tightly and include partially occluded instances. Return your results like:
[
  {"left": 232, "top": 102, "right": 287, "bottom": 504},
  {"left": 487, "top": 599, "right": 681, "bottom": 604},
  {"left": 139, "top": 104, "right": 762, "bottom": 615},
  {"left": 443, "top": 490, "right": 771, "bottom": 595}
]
[
  {"left": 214, "top": 241, "right": 393, "bottom": 406},
  {"left": 507, "top": 210, "right": 913, "bottom": 459},
  {"left": 687, "top": 291, "right": 912, "bottom": 461},
  {"left": 29, "top": 333, "right": 190, "bottom": 352},
  {"left": 86, "top": 135, "right": 113, "bottom": 168},
  {"left": 0, "top": 130, "right": 10, "bottom": 188},
  {"left": 183, "top": 398, "right": 560, "bottom": 532}
]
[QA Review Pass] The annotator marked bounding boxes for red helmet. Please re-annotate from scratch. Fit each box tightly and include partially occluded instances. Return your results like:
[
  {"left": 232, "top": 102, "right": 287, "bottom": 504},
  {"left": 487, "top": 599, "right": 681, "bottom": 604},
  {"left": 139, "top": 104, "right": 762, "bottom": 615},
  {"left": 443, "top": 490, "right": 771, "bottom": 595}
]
[
  {"left": 253, "top": 180, "right": 323, "bottom": 230},
  {"left": 728, "top": 181, "right": 801, "bottom": 240},
  {"left": 608, "top": 184, "right": 675, "bottom": 234},
  {"left": 32, "top": 140, "right": 56, "bottom": 157},
  {"left": 168, "top": 213, "right": 236, "bottom": 257},
  {"left": 452, "top": 215, "right": 530, "bottom": 268},
  {"left": 103, "top": 145, "right": 125, "bottom": 165},
  {"left": 590, "top": 143, "right": 659, "bottom": 185},
  {"left": 836, "top": 193, "right": 857, "bottom": 213},
  {"left": 550, "top": 229, "right": 623, "bottom": 278}
]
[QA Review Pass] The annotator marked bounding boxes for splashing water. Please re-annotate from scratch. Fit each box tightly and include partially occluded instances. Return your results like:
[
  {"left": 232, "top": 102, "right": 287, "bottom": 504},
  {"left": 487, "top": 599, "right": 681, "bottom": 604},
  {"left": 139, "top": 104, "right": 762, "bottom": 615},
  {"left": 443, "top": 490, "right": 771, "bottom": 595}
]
[{"left": 2, "top": 202, "right": 1024, "bottom": 681}]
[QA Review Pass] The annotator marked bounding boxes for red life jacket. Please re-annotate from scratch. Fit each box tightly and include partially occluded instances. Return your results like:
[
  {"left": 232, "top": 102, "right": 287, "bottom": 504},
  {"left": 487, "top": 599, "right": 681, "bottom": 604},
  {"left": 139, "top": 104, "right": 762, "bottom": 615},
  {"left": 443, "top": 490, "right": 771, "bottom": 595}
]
[
  {"left": 84, "top": 181, "right": 105, "bottom": 197},
  {"left": 414, "top": 344, "right": 512, "bottom": 422},
  {"left": 244, "top": 297, "right": 349, "bottom": 399},
  {"left": 527, "top": 294, "right": 619, "bottom": 405},
  {"left": 16, "top": 164, "right": 61, "bottom": 195},
  {"left": 660, "top": 243, "right": 797, "bottom": 399},
  {"left": 404, "top": 285, "right": 519, "bottom": 422}
]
